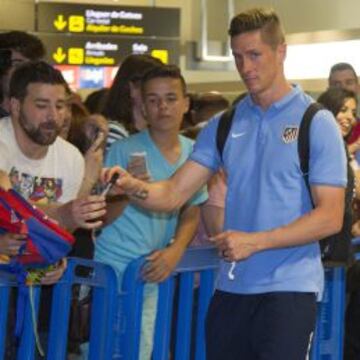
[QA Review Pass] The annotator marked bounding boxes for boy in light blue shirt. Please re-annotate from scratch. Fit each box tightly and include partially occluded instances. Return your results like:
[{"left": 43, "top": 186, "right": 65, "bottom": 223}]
[{"left": 95, "top": 65, "right": 207, "bottom": 359}]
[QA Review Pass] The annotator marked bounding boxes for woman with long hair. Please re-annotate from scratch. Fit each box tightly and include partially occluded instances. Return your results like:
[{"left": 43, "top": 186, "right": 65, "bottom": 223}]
[{"left": 101, "top": 54, "right": 162, "bottom": 150}]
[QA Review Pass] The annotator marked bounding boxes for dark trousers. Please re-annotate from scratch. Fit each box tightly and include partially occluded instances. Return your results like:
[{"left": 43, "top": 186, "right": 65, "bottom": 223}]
[{"left": 205, "top": 290, "right": 316, "bottom": 360}]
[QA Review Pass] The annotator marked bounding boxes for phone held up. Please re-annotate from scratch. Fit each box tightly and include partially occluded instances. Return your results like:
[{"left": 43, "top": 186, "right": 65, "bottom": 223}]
[
  {"left": 81, "top": 123, "right": 105, "bottom": 154},
  {"left": 129, "top": 151, "right": 149, "bottom": 177},
  {"left": 101, "top": 173, "right": 120, "bottom": 196}
]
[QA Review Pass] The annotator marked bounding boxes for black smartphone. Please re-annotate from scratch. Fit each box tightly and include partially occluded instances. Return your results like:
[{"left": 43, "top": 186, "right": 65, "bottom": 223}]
[
  {"left": 82, "top": 124, "right": 104, "bottom": 153},
  {"left": 101, "top": 173, "right": 120, "bottom": 196},
  {"left": 91, "top": 127, "right": 106, "bottom": 152}
]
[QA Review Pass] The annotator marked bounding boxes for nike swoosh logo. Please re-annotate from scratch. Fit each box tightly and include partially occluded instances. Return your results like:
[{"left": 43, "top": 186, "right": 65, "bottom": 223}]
[{"left": 231, "top": 132, "right": 246, "bottom": 138}]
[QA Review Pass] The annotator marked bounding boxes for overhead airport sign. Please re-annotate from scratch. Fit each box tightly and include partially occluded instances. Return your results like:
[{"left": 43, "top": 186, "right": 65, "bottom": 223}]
[
  {"left": 38, "top": 33, "right": 179, "bottom": 66},
  {"left": 37, "top": 3, "right": 180, "bottom": 38}
]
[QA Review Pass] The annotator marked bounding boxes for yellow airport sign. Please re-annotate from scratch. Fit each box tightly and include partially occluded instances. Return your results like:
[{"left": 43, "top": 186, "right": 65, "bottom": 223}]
[
  {"left": 151, "top": 49, "right": 169, "bottom": 64},
  {"left": 52, "top": 47, "right": 66, "bottom": 63},
  {"left": 53, "top": 15, "right": 67, "bottom": 31},
  {"left": 68, "top": 48, "right": 84, "bottom": 65},
  {"left": 40, "top": 33, "right": 179, "bottom": 67},
  {"left": 38, "top": 3, "right": 180, "bottom": 38},
  {"left": 69, "top": 16, "right": 85, "bottom": 32}
]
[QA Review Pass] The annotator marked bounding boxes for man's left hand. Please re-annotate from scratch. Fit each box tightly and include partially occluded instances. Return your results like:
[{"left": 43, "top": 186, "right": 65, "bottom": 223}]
[
  {"left": 211, "top": 230, "right": 260, "bottom": 261},
  {"left": 142, "top": 245, "right": 182, "bottom": 283},
  {"left": 41, "top": 258, "right": 67, "bottom": 285},
  {"left": 60, "top": 195, "right": 107, "bottom": 231}
]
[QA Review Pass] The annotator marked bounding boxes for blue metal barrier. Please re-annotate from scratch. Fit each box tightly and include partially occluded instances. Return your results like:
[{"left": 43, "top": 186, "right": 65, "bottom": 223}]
[
  {"left": 121, "top": 246, "right": 347, "bottom": 360},
  {"left": 0, "top": 249, "right": 349, "bottom": 359},
  {"left": 0, "top": 257, "right": 118, "bottom": 360},
  {"left": 309, "top": 238, "right": 360, "bottom": 359},
  {"left": 121, "top": 246, "right": 219, "bottom": 360},
  {"left": 310, "top": 267, "right": 346, "bottom": 360}
]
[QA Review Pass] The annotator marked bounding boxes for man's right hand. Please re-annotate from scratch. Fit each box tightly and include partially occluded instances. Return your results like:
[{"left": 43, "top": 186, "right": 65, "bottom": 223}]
[{"left": 101, "top": 166, "right": 149, "bottom": 198}]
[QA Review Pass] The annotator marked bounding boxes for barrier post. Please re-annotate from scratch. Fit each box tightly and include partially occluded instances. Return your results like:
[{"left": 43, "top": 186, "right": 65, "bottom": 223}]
[
  {"left": 47, "top": 277, "right": 72, "bottom": 359},
  {"left": 310, "top": 267, "right": 346, "bottom": 360},
  {"left": 88, "top": 262, "right": 118, "bottom": 360},
  {"left": 194, "top": 270, "right": 215, "bottom": 360},
  {"left": 152, "top": 278, "right": 175, "bottom": 360},
  {"left": 174, "top": 272, "right": 195, "bottom": 360},
  {"left": 16, "top": 286, "right": 41, "bottom": 360},
  {"left": 0, "top": 285, "right": 10, "bottom": 359},
  {"left": 120, "top": 258, "right": 146, "bottom": 360}
]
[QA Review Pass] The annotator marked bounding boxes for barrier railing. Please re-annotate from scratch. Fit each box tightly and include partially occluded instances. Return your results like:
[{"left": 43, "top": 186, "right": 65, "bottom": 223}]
[
  {"left": 0, "top": 247, "right": 349, "bottom": 359},
  {"left": 0, "top": 257, "right": 118, "bottom": 360},
  {"left": 310, "top": 234, "right": 360, "bottom": 359},
  {"left": 120, "top": 246, "right": 219, "bottom": 360},
  {"left": 310, "top": 267, "right": 346, "bottom": 360},
  {"left": 120, "top": 246, "right": 347, "bottom": 360}
]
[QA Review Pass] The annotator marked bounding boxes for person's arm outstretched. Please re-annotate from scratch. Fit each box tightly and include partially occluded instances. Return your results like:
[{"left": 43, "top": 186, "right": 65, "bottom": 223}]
[{"left": 103, "top": 160, "right": 212, "bottom": 212}]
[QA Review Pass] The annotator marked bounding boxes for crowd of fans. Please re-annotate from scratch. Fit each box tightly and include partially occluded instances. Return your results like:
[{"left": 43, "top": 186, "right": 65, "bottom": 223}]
[{"left": 0, "top": 21, "right": 360, "bottom": 359}]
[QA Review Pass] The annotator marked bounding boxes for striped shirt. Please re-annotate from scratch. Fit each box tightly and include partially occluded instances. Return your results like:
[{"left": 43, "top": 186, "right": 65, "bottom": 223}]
[{"left": 106, "top": 120, "right": 129, "bottom": 153}]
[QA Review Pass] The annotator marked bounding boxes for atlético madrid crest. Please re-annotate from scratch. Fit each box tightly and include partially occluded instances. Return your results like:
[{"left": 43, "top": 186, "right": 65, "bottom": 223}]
[{"left": 282, "top": 126, "right": 299, "bottom": 143}]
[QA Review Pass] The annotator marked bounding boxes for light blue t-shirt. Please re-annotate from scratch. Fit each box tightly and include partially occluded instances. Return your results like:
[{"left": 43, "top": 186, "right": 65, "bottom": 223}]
[
  {"left": 95, "top": 129, "right": 208, "bottom": 285},
  {"left": 190, "top": 85, "right": 347, "bottom": 297}
]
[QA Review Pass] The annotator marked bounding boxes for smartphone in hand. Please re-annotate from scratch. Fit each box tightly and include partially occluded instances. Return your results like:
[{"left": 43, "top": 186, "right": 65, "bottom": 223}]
[
  {"left": 101, "top": 173, "right": 120, "bottom": 196},
  {"left": 129, "top": 152, "right": 149, "bottom": 177},
  {"left": 87, "top": 124, "right": 105, "bottom": 152},
  {"left": 81, "top": 123, "right": 105, "bottom": 153}
]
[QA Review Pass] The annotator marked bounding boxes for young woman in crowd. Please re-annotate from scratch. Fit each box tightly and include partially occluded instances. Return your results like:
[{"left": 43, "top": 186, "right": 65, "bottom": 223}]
[
  {"left": 101, "top": 54, "right": 162, "bottom": 151},
  {"left": 317, "top": 87, "right": 360, "bottom": 360},
  {"left": 317, "top": 87, "right": 360, "bottom": 199}
]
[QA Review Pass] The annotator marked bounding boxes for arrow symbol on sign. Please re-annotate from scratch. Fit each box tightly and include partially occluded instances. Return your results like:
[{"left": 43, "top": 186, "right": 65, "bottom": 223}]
[
  {"left": 53, "top": 15, "right": 67, "bottom": 31},
  {"left": 53, "top": 47, "right": 66, "bottom": 63}
]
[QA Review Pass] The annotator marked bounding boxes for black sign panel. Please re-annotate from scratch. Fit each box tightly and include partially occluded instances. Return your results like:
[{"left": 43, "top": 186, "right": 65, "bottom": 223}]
[
  {"left": 38, "top": 33, "right": 179, "bottom": 66},
  {"left": 37, "top": 3, "right": 180, "bottom": 38}
]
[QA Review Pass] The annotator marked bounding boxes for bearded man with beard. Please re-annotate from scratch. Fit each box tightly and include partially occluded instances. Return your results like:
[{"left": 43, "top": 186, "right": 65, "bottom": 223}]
[
  {"left": 0, "top": 61, "right": 107, "bottom": 357},
  {"left": 0, "top": 61, "right": 105, "bottom": 359},
  {"left": 0, "top": 61, "right": 105, "bottom": 221},
  {"left": 2, "top": 60, "right": 84, "bottom": 205},
  {"left": 0, "top": 61, "right": 106, "bottom": 259}
]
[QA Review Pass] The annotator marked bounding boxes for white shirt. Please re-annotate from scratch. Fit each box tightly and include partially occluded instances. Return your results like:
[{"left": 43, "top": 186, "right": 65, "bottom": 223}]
[{"left": 0, "top": 117, "right": 84, "bottom": 204}]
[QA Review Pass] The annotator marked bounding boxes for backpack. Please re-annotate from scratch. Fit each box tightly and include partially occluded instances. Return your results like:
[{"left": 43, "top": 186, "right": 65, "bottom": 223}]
[
  {"left": 216, "top": 102, "right": 354, "bottom": 267},
  {"left": 0, "top": 187, "right": 75, "bottom": 268},
  {"left": 0, "top": 187, "right": 75, "bottom": 353}
]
